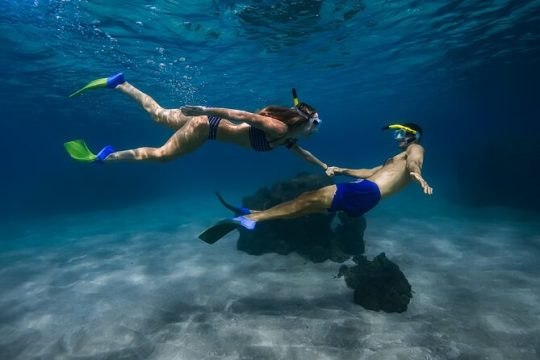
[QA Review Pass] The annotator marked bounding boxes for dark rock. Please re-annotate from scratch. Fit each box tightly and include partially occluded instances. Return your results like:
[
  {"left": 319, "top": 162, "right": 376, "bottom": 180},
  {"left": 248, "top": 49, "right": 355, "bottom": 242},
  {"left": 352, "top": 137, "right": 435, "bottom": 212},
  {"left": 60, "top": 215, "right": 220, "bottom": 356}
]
[
  {"left": 242, "top": 172, "right": 333, "bottom": 209},
  {"left": 236, "top": 173, "right": 366, "bottom": 262},
  {"left": 232, "top": 174, "right": 412, "bottom": 312},
  {"left": 329, "top": 245, "right": 350, "bottom": 263},
  {"left": 338, "top": 253, "right": 412, "bottom": 313},
  {"left": 333, "top": 212, "right": 366, "bottom": 255}
]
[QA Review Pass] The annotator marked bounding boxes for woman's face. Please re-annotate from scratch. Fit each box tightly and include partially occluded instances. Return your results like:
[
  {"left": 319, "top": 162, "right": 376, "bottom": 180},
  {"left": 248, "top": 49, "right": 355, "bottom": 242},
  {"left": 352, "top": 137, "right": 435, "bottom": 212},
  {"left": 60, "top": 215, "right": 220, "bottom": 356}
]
[{"left": 304, "top": 113, "right": 321, "bottom": 136}]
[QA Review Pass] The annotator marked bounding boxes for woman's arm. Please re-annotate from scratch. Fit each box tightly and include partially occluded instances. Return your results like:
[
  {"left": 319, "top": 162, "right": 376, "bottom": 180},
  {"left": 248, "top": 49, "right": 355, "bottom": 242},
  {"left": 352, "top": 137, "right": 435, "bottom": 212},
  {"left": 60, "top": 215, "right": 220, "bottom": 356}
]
[
  {"left": 327, "top": 165, "right": 382, "bottom": 179},
  {"left": 181, "top": 106, "right": 287, "bottom": 137},
  {"left": 290, "top": 144, "right": 328, "bottom": 171}
]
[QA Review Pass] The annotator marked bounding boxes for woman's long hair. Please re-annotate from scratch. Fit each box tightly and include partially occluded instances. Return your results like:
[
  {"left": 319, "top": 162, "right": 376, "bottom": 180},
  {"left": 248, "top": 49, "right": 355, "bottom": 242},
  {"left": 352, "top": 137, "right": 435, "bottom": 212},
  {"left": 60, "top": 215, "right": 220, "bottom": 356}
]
[{"left": 257, "top": 102, "right": 317, "bottom": 130}]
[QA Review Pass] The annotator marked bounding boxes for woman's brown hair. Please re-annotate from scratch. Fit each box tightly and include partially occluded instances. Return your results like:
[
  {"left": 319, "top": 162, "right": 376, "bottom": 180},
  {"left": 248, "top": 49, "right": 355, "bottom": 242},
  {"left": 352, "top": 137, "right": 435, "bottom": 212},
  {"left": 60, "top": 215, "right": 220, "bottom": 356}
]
[{"left": 257, "top": 102, "right": 317, "bottom": 130}]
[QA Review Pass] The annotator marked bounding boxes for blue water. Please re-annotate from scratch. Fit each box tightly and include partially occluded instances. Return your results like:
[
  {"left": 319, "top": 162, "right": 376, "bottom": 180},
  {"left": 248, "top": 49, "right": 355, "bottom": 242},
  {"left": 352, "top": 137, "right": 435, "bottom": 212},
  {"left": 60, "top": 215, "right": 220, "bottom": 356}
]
[{"left": 1, "top": 1, "right": 540, "bottom": 359}]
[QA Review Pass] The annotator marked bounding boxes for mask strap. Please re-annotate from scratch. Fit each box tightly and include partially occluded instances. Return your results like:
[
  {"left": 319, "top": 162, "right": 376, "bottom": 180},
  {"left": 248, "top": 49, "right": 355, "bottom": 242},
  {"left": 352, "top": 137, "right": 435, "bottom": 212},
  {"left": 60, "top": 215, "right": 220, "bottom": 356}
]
[{"left": 294, "top": 107, "right": 310, "bottom": 120}]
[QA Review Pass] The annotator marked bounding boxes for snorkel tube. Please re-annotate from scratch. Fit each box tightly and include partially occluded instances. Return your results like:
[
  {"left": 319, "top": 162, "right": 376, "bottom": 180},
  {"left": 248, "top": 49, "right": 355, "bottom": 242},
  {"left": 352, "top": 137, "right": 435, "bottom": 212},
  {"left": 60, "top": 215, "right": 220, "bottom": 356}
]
[
  {"left": 382, "top": 124, "right": 420, "bottom": 143},
  {"left": 292, "top": 88, "right": 300, "bottom": 107},
  {"left": 291, "top": 87, "right": 308, "bottom": 119},
  {"left": 291, "top": 88, "right": 321, "bottom": 128},
  {"left": 382, "top": 124, "right": 418, "bottom": 134}
]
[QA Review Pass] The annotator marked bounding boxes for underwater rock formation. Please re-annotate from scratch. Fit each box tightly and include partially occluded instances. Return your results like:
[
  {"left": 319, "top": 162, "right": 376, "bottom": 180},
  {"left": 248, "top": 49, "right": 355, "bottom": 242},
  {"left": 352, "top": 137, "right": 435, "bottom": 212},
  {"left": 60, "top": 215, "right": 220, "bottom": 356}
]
[
  {"left": 337, "top": 253, "right": 412, "bottom": 313},
  {"left": 233, "top": 174, "right": 411, "bottom": 311},
  {"left": 333, "top": 212, "right": 366, "bottom": 256},
  {"left": 236, "top": 173, "right": 366, "bottom": 262}
]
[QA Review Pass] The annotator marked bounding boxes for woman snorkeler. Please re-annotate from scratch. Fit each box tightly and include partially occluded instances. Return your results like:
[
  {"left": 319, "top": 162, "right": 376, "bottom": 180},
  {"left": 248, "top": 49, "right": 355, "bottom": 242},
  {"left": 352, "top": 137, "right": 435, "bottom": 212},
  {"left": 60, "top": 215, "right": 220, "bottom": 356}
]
[{"left": 65, "top": 73, "right": 329, "bottom": 172}]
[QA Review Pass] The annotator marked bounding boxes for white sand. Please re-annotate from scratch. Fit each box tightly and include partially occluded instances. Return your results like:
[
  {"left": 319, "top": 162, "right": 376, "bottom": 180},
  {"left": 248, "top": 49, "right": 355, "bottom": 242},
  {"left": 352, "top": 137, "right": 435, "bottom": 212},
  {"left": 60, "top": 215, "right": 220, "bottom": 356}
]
[{"left": 1, "top": 203, "right": 539, "bottom": 359}]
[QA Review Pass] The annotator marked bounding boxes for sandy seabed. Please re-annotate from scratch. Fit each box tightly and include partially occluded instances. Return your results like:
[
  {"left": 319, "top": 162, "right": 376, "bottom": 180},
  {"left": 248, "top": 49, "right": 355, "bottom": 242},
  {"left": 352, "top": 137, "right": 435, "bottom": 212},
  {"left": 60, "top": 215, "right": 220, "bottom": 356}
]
[{"left": 1, "top": 202, "right": 539, "bottom": 360}]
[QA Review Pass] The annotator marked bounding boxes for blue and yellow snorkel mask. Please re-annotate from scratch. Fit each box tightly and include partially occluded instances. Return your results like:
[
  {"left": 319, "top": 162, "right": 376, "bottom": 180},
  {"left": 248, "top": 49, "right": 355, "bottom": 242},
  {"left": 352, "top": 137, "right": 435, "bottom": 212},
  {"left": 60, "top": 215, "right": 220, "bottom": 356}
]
[
  {"left": 382, "top": 124, "right": 420, "bottom": 143},
  {"left": 292, "top": 88, "right": 322, "bottom": 128}
]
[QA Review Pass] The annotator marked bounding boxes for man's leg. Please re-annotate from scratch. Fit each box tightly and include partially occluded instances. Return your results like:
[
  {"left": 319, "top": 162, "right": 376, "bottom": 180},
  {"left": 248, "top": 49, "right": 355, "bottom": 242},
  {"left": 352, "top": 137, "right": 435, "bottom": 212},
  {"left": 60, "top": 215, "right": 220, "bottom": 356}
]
[
  {"left": 198, "top": 185, "right": 338, "bottom": 244},
  {"left": 116, "top": 82, "right": 191, "bottom": 129},
  {"left": 246, "top": 185, "right": 337, "bottom": 222}
]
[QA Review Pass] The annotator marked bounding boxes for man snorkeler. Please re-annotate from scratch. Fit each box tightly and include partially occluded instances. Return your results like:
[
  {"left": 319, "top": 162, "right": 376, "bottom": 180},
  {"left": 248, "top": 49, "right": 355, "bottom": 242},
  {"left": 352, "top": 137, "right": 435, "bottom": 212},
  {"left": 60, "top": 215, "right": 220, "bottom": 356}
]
[{"left": 199, "top": 123, "right": 433, "bottom": 243}]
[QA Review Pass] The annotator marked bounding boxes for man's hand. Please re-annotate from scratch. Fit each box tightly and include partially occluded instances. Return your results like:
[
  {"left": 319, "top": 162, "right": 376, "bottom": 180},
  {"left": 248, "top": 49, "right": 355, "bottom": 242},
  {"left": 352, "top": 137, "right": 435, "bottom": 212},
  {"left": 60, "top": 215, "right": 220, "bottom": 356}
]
[
  {"left": 410, "top": 172, "right": 433, "bottom": 195},
  {"left": 181, "top": 105, "right": 208, "bottom": 116}
]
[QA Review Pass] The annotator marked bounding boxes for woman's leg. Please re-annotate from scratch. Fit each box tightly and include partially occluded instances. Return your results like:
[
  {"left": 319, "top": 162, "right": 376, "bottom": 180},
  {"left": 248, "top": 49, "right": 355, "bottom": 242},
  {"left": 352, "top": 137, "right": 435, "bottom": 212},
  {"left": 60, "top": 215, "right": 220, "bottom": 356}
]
[
  {"left": 247, "top": 185, "right": 337, "bottom": 222},
  {"left": 104, "top": 116, "right": 209, "bottom": 162},
  {"left": 116, "top": 82, "right": 191, "bottom": 130}
]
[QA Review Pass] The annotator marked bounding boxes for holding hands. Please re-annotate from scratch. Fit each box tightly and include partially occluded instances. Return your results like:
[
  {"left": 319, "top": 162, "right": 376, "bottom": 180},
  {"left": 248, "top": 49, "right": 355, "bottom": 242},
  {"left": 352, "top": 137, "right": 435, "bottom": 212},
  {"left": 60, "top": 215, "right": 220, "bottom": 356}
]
[{"left": 325, "top": 166, "right": 339, "bottom": 177}]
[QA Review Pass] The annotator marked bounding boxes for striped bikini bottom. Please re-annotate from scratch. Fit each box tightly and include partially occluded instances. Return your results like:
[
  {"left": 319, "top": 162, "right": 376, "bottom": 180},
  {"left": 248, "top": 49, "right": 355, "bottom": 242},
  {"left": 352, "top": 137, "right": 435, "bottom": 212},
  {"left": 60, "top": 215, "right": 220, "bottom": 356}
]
[{"left": 207, "top": 116, "right": 273, "bottom": 152}]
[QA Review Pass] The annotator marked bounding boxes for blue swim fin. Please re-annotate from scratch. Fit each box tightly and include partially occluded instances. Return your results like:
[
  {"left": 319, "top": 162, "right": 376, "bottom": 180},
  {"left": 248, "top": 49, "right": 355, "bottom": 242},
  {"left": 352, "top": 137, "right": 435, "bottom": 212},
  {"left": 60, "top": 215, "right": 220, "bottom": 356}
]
[
  {"left": 232, "top": 216, "right": 256, "bottom": 230},
  {"left": 199, "top": 219, "right": 241, "bottom": 244},
  {"left": 95, "top": 145, "right": 115, "bottom": 162},
  {"left": 69, "top": 72, "right": 125, "bottom": 98},
  {"left": 198, "top": 216, "right": 256, "bottom": 244},
  {"left": 64, "top": 139, "right": 114, "bottom": 163},
  {"left": 214, "top": 192, "right": 251, "bottom": 216}
]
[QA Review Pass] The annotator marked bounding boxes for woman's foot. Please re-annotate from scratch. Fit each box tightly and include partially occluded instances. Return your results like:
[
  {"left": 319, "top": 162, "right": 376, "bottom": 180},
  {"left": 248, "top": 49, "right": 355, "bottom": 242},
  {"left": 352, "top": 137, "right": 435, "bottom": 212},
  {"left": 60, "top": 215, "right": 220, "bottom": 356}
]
[
  {"left": 106, "top": 73, "right": 125, "bottom": 88},
  {"left": 95, "top": 145, "right": 115, "bottom": 162}
]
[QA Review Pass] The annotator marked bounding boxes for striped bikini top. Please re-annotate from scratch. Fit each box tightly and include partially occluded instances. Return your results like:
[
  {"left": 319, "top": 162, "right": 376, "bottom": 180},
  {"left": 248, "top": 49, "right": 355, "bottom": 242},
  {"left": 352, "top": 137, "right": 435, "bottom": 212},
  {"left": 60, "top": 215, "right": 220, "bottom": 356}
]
[
  {"left": 207, "top": 116, "right": 297, "bottom": 152},
  {"left": 249, "top": 126, "right": 297, "bottom": 152}
]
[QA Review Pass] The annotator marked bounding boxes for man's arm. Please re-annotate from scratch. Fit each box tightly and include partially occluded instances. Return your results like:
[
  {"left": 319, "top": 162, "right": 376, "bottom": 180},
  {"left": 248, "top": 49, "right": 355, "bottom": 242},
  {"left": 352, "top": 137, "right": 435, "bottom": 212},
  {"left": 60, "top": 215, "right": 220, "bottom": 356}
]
[
  {"left": 181, "top": 106, "right": 287, "bottom": 137},
  {"left": 327, "top": 165, "right": 382, "bottom": 179},
  {"left": 290, "top": 144, "right": 328, "bottom": 171},
  {"left": 406, "top": 144, "right": 433, "bottom": 195}
]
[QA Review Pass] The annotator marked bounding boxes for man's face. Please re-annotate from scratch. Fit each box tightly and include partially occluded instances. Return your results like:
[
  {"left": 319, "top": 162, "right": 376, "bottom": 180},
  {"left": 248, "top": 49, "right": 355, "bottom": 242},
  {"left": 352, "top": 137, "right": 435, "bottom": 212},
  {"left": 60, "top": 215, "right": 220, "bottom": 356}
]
[{"left": 397, "top": 135, "right": 415, "bottom": 149}]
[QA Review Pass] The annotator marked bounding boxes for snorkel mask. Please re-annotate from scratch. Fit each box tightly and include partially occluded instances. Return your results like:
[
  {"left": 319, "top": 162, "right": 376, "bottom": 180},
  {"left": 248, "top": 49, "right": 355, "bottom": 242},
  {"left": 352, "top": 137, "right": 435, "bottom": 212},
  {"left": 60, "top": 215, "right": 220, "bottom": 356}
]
[
  {"left": 309, "top": 113, "right": 322, "bottom": 127},
  {"left": 382, "top": 124, "right": 420, "bottom": 144},
  {"left": 292, "top": 88, "right": 322, "bottom": 129}
]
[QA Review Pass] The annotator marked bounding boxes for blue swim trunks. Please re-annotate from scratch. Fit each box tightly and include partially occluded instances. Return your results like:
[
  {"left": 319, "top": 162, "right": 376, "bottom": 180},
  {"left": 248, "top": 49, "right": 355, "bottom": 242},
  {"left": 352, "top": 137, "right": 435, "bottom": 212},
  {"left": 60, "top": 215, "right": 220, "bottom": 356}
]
[{"left": 328, "top": 179, "right": 381, "bottom": 217}]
